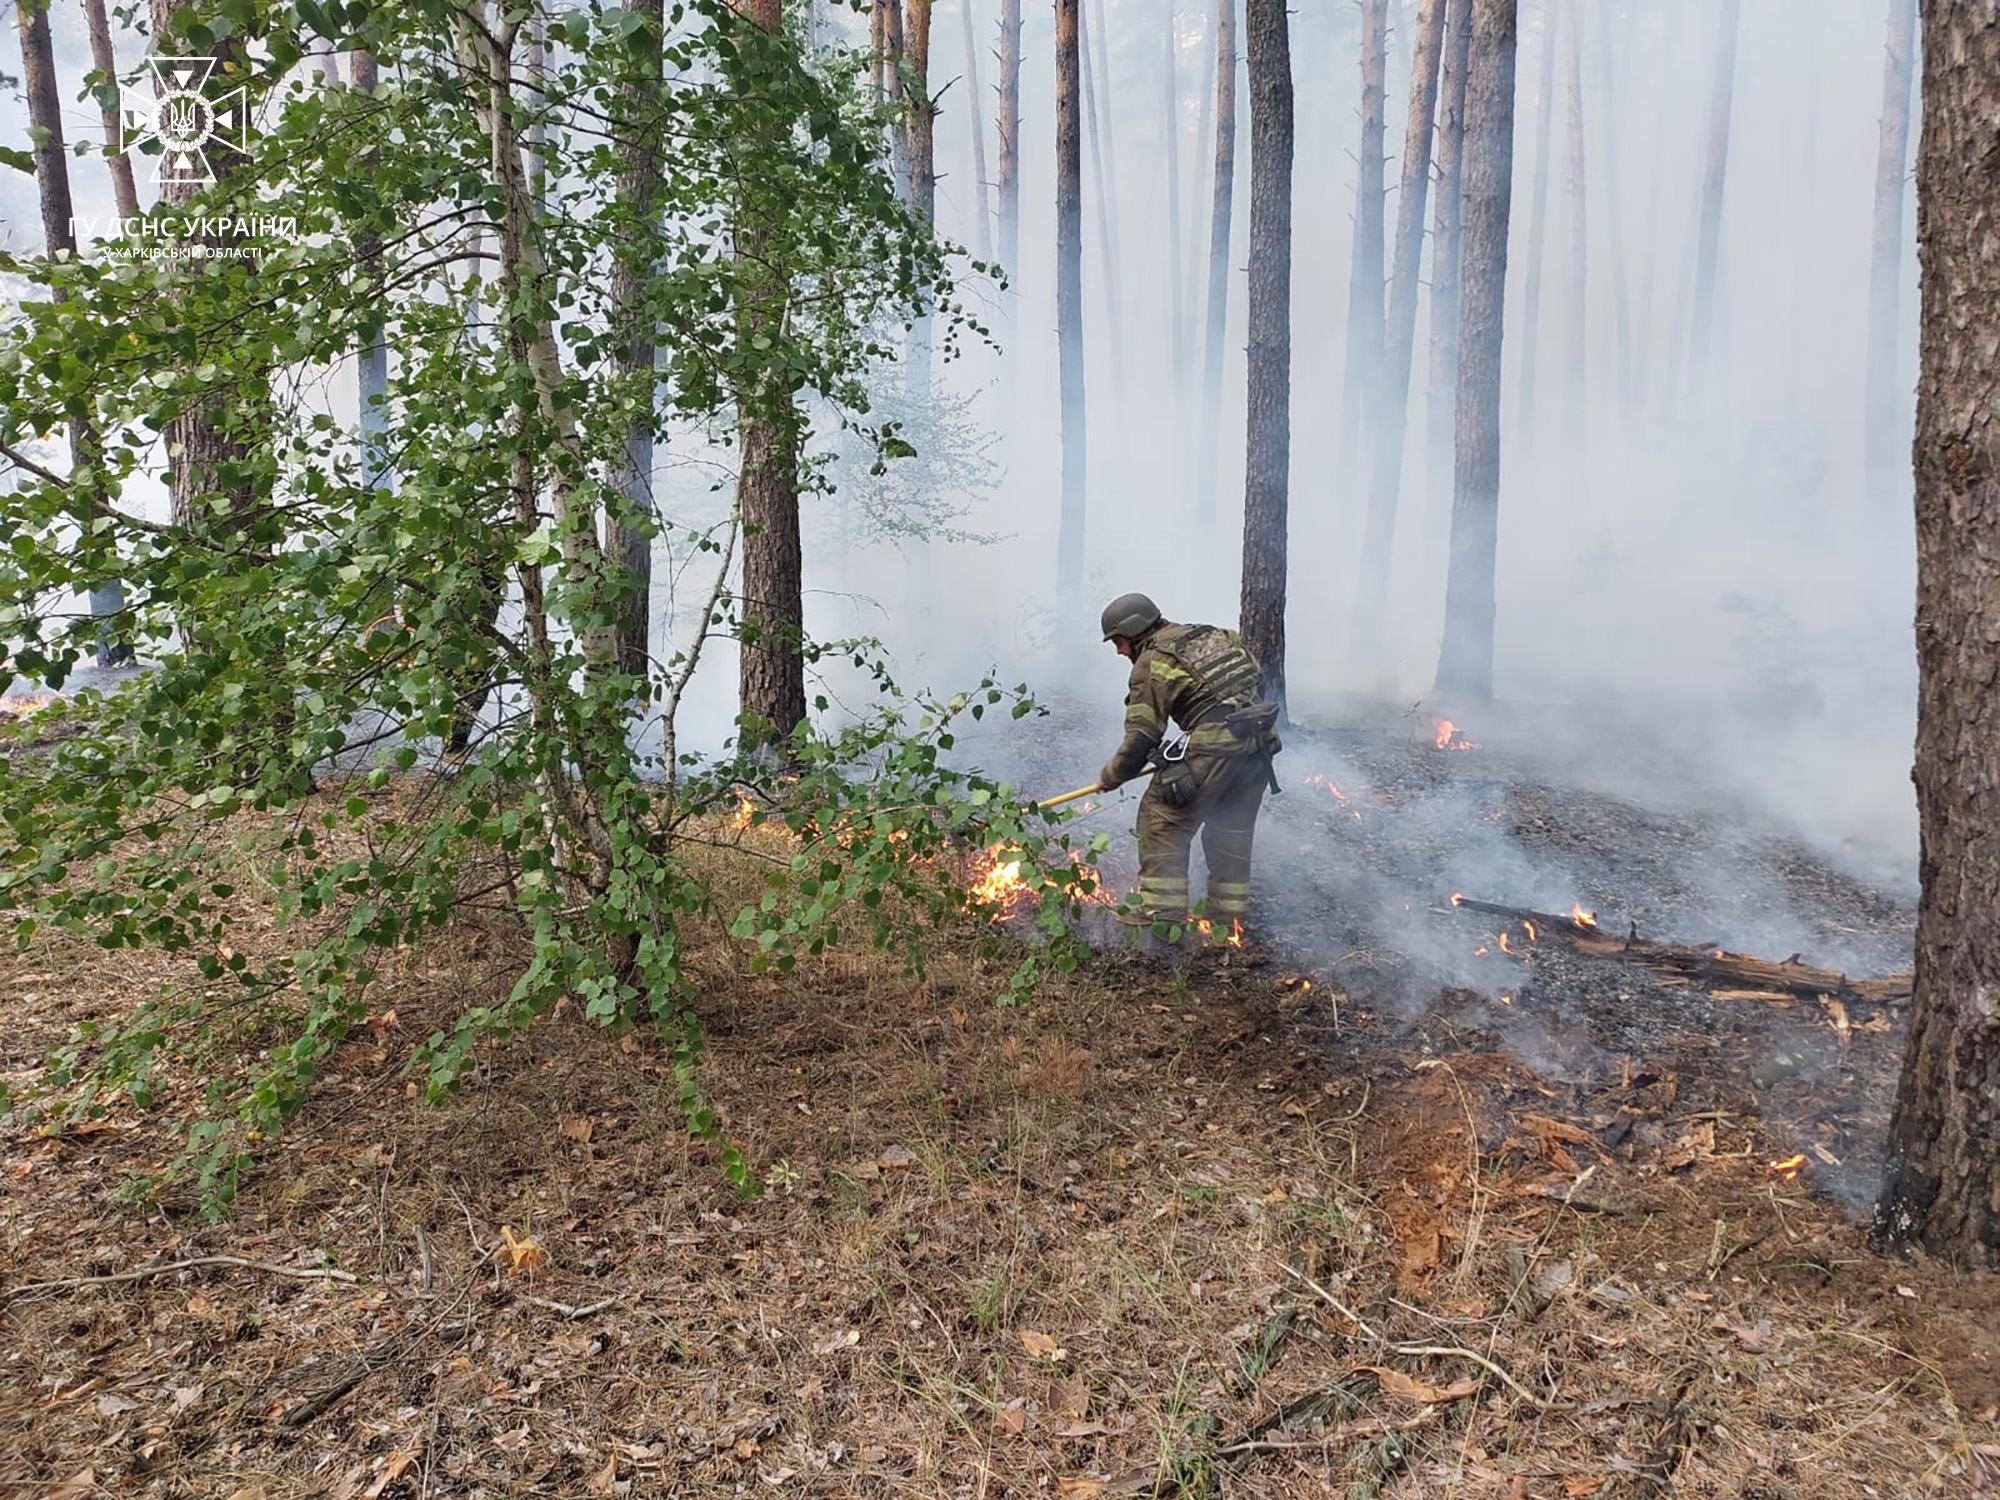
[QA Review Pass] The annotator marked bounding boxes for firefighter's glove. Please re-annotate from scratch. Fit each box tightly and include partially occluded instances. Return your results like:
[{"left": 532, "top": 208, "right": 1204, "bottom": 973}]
[
  {"left": 1155, "top": 761, "right": 1199, "bottom": 809},
  {"left": 1097, "top": 764, "right": 1125, "bottom": 793}
]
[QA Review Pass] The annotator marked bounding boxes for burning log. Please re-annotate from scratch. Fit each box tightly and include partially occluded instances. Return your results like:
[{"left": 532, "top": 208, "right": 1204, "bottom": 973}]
[{"left": 1448, "top": 894, "right": 1912, "bottom": 1005}]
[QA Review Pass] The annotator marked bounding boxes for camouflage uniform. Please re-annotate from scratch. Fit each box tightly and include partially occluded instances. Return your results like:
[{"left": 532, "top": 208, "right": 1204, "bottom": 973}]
[{"left": 1099, "top": 622, "right": 1282, "bottom": 921}]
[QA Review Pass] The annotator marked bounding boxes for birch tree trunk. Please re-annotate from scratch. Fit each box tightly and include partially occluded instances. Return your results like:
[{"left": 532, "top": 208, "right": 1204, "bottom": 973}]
[
  {"left": 1433, "top": 0, "right": 1517, "bottom": 703},
  {"left": 1238, "top": 0, "right": 1291, "bottom": 713},
  {"left": 1056, "top": 0, "right": 1088, "bottom": 606},
  {"left": 350, "top": 50, "right": 392, "bottom": 492},
  {"left": 1875, "top": 0, "right": 2000, "bottom": 1271},
  {"left": 1183, "top": 1, "right": 1217, "bottom": 367},
  {"left": 1339, "top": 0, "right": 1389, "bottom": 470},
  {"left": 1689, "top": 0, "right": 1740, "bottom": 376},
  {"left": 1351, "top": 0, "right": 1446, "bottom": 667},
  {"left": 1425, "top": 0, "right": 1473, "bottom": 535},
  {"left": 960, "top": 0, "right": 994, "bottom": 262},
  {"left": 1194, "top": 0, "right": 1238, "bottom": 527},
  {"left": 1865, "top": 0, "right": 1919, "bottom": 489}
]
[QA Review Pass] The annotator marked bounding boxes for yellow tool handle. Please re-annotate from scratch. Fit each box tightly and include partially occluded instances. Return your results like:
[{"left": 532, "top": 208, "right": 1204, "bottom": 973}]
[{"left": 1033, "top": 782, "right": 1103, "bottom": 810}]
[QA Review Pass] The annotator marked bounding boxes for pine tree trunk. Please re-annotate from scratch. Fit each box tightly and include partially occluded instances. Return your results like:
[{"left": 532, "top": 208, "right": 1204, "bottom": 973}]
[
  {"left": 1165, "top": 1, "right": 1185, "bottom": 380},
  {"left": 1433, "top": 0, "right": 1516, "bottom": 704},
  {"left": 1194, "top": 0, "right": 1238, "bottom": 527},
  {"left": 19, "top": 0, "right": 130, "bottom": 665},
  {"left": 1238, "top": 0, "right": 1291, "bottom": 713},
  {"left": 1689, "top": 0, "right": 1740, "bottom": 374},
  {"left": 1339, "top": 0, "right": 1389, "bottom": 471},
  {"left": 881, "top": 0, "right": 912, "bottom": 198},
  {"left": 350, "top": 50, "right": 392, "bottom": 492},
  {"left": 1078, "top": 0, "right": 1124, "bottom": 394},
  {"left": 1350, "top": 0, "right": 1445, "bottom": 666},
  {"left": 1055, "top": 0, "right": 1088, "bottom": 605},
  {"left": 960, "top": 0, "right": 995, "bottom": 262},
  {"left": 1875, "top": 0, "right": 2000, "bottom": 1271},
  {"left": 736, "top": 0, "right": 807, "bottom": 743},
  {"left": 1514, "top": 0, "right": 1554, "bottom": 450},
  {"left": 1865, "top": 0, "right": 1919, "bottom": 489},
  {"left": 997, "top": 0, "right": 1022, "bottom": 280},
  {"left": 608, "top": 0, "right": 664, "bottom": 686},
  {"left": 1561, "top": 0, "right": 1585, "bottom": 444},
  {"left": 1425, "top": 0, "right": 1473, "bottom": 535},
  {"left": 82, "top": 0, "right": 141, "bottom": 221},
  {"left": 1183, "top": 1, "right": 1217, "bottom": 367}
]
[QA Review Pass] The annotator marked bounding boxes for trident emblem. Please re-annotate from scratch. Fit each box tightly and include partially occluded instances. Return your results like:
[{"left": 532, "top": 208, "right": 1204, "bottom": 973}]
[{"left": 123, "top": 55, "right": 251, "bottom": 186}]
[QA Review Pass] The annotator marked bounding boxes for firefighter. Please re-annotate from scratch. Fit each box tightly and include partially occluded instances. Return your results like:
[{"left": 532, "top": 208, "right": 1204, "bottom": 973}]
[{"left": 1095, "top": 593, "right": 1282, "bottom": 925}]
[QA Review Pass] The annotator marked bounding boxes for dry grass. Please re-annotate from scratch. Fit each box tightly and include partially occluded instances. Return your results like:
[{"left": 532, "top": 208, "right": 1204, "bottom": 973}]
[{"left": 0, "top": 796, "right": 1995, "bottom": 1499}]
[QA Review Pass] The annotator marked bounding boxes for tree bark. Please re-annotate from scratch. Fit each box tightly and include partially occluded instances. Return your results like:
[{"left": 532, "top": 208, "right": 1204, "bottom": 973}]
[
  {"left": 1865, "top": 0, "right": 1919, "bottom": 490},
  {"left": 1238, "top": 0, "right": 1291, "bottom": 713},
  {"left": 609, "top": 0, "right": 664, "bottom": 687},
  {"left": 905, "top": 0, "right": 936, "bottom": 225},
  {"left": 1339, "top": 0, "right": 1388, "bottom": 472},
  {"left": 82, "top": 0, "right": 141, "bottom": 221},
  {"left": 735, "top": 0, "right": 807, "bottom": 743},
  {"left": 1164, "top": 0, "right": 1185, "bottom": 381},
  {"left": 350, "top": 50, "right": 392, "bottom": 492},
  {"left": 1560, "top": 0, "right": 1585, "bottom": 444},
  {"left": 1078, "top": 0, "right": 1124, "bottom": 394},
  {"left": 1874, "top": 0, "right": 2000, "bottom": 1272},
  {"left": 1594, "top": 4, "right": 1632, "bottom": 418},
  {"left": 1194, "top": 0, "right": 1237, "bottom": 527},
  {"left": 1350, "top": 0, "right": 1445, "bottom": 666},
  {"left": 1183, "top": 0, "right": 1217, "bottom": 368},
  {"left": 960, "top": 0, "right": 994, "bottom": 262},
  {"left": 878, "top": 0, "right": 911, "bottom": 198},
  {"left": 1514, "top": 0, "right": 1555, "bottom": 449},
  {"left": 1055, "top": 0, "right": 1088, "bottom": 607},
  {"left": 1433, "top": 0, "right": 1516, "bottom": 703},
  {"left": 996, "top": 0, "right": 1022, "bottom": 281},
  {"left": 1425, "top": 0, "right": 1473, "bottom": 534},
  {"left": 1688, "top": 0, "right": 1740, "bottom": 375},
  {"left": 19, "top": 0, "right": 130, "bottom": 665}
]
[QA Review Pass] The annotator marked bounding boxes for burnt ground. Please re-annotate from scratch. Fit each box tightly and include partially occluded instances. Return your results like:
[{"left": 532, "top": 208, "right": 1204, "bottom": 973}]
[{"left": 4, "top": 703, "right": 1997, "bottom": 1499}]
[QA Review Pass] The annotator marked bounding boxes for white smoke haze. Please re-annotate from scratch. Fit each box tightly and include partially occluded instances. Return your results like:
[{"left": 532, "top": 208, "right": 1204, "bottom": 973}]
[{"left": 2, "top": 0, "right": 1920, "bottom": 909}]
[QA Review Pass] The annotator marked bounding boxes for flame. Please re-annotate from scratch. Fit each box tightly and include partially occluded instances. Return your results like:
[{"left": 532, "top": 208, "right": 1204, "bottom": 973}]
[
  {"left": 1189, "top": 917, "right": 1246, "bottom": 948},
  {"left": 1473, "top": 944, "right": 1490, "bottom": 956},
  {"left": 1499, "top": 993, "right": 1515, "bottom": 1006},
  {"left": 1498, "top": 931, "right": 1517, "bottom": 956},
  {"left": 730, "top": 793, "right": 755, "bottom": 833},
  {"left": 1, "top": 690, "right": 57, "bottom": 716},
  {"left": 1522, "top": 919, "right": 1538, "bottom": 941},
  {"left": 1765, "top": 1153, "right": 1807, "bottom": 1182},
  {"left": 1450, "top": 892, "right": 1465, "bottom": 906},
  {"left": 966, "top": 842, "right": 1033, "bottom": 919},
  {"left": 1433, "top": 719, "right": 1478, "bottom": 751},
  {"left": 1570, "top": 903, "right": 1598, "bottom": 929}
]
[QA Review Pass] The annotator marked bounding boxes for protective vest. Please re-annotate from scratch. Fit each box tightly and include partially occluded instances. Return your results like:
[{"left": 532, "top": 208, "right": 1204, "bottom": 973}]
[{"left": 1147, "top": 623, "right": 1266, "bottom": 754}]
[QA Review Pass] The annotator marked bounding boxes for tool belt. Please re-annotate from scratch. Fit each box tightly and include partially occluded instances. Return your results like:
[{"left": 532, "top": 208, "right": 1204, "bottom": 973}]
[{"left": 1222, "top": 701, "right": 1283, "bottom": 795}]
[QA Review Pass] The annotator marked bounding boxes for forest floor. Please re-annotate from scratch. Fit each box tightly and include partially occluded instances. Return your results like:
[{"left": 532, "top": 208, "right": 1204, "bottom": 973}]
[{"left": 3, "top": 708, "right": 1998, "bottom": 1500}]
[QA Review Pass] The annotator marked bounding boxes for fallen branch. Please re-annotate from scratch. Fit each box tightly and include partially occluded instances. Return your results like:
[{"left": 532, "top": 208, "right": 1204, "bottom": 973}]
[
  {"left": 521, "top": 1293, "right": 625, "bottom": 1320},
  {"left": 1449, "top": 895, "right": 1911, "bottom": 1004},
  {"left": 4, "top": 1255, "right": 360, "bottom": 1302}
]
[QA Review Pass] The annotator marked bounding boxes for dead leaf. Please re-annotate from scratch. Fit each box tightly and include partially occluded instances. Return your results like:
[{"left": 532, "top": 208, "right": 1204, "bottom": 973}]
[
  {"left": 1058, "top": 1478, "right": 1107, "bottom": 1497},
  {"left": 561, "top": 1117, "right": 596, "bottom": 1145},
  {"left": 734, "top": 1437, "right": 761, "bottom": 1459},
  {"left": 876, "top": 1144, "right": 915, "bottom": 1171},
  {"left": 353, "top": 1143, "right": 396, "bottom": 1168},
  {"left": 994, "top": 1402, "right": 1027, "bottom": 1436},
  {"left": 1054, "top": 1420, "right": 1113, "bottom": 1438},
  {"left": 758, "top": 1468, "right": 797, "bottom": 1486},
  {"left": 1709, "top": 1316, "right": 1772, "bottom": 1352},
  {"left": 858, "top": 1445, "right": 889, "bottom": 1464},
  {"left": 815, "top": 1329, "right": 860, "bottom": 1355},
  {"left": 1355, "top": 1365, "right": 1480, "bottom": 1404},
  {"left": 361, "top": 1451, "right": 413, "bottom": 1499},
  {"left": 95, "top": 1392, "right": 139, "bottom": 1417},
  {"left": 586, "top": 1454, "right": 617, "bottom": 1496},
  {"left": 45, "top": 1470, "right": 96, "bottom": 1500},
  {"left": 499, "top": 1225, "right": 546, "bottom": 1276},
  {"left": 1018, "top": 1328, "right": 1064, "bottom": 1361}
]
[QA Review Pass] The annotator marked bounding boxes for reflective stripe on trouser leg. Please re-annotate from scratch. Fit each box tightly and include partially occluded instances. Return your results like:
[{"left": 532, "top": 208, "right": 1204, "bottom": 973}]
[
  {"left": 1135, "top": 776, "right": 1200, "bottom": 917},
  {"left": 1199, "top": 757, "right": 1266, "bottom": 917}
]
